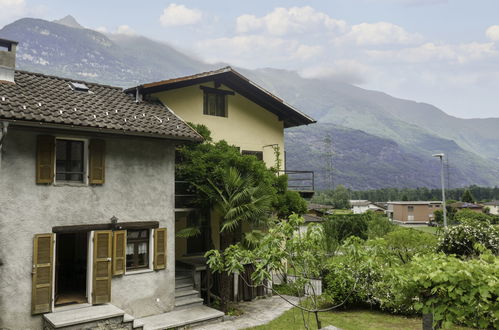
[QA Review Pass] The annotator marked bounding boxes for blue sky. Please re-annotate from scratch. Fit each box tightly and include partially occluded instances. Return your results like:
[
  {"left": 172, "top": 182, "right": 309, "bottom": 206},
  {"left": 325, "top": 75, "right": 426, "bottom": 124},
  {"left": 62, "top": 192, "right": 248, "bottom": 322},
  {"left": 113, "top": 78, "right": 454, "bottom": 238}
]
[{"left": 1, "top": 0, "right": 499, "bottom": 119}]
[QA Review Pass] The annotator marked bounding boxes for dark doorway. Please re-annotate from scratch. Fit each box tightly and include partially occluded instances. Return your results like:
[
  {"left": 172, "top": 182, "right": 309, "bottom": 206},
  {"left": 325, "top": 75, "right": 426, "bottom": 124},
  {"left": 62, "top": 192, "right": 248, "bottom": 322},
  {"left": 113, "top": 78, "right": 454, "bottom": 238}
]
[
  {"left": 187, "top": 211, "right": 211, "bottom": 255},
  {"left": 55, "top": 232, "right": 88, "bottom": 306}
]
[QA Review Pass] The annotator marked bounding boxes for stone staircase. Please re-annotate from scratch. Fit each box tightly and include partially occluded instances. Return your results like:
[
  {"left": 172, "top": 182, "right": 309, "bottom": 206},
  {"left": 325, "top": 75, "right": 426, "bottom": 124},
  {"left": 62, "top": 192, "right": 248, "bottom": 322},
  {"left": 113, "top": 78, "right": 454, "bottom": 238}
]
[
  {"left": 43, "top": 272, "right": 223, "bottom": 330},
  {"left": 43, "top": 303, "right": 135, "bottom": 329},
  {"left": 174, "top": 272, "right": 204, "bottom": 310}
]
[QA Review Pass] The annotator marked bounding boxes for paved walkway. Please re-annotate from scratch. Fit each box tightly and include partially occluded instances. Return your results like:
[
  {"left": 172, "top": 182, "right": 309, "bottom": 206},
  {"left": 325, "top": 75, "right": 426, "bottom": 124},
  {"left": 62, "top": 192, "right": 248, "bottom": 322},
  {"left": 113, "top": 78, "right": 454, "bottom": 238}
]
[{"left": 193, "top": 295, "right": 300, "bottom": 330}]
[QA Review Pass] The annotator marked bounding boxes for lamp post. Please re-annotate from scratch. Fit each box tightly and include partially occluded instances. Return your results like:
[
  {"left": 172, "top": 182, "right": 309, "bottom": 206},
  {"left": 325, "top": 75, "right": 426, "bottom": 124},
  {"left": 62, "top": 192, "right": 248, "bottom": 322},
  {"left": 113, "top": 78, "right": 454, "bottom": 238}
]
[{"left": 432, "top": 153, "right": 447, "bottom": 227}]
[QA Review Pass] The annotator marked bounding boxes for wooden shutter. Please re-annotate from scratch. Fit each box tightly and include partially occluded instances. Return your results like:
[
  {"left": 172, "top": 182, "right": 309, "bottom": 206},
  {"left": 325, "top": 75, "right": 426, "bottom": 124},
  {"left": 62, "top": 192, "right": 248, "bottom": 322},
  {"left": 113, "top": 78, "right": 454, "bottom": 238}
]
[
  {"left": 89, "top": 139, "right": 105, "bottom": 185},
  {"left": 154, "top": 228, "right": 167, "bottom": 270},
  {"left": 92, "top": 230, "right": 112, "bottom": 304},
  {"left": 32, "top": 233, "right": 54, "bottom": 314},
  {"left": 112, "top": 230, "right": 126, "bottom": 276},
  {"left": 36, "top": 135, "right": 55, "bottom": 184}
]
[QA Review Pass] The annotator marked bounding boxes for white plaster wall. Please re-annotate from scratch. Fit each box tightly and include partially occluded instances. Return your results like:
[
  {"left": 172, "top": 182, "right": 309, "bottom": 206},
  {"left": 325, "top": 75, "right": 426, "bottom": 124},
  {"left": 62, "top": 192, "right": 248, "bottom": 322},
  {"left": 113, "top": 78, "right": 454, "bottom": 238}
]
[{"left": 0, "top": 127, "right": 176, "bottom": 330}]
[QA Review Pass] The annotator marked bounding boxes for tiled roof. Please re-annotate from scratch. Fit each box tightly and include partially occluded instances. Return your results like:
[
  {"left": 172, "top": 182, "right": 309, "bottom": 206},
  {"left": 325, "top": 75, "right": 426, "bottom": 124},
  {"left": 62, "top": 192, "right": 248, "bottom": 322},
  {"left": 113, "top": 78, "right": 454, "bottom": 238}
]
[
  {"left": 0, "top": 70, "right": 203, "bottom": 141},
  {"left": 126, "top": 67, "right": 316, "bottom": 128},
  {"left": 483, "top": 200, "right": 499, "bottom": 206}
]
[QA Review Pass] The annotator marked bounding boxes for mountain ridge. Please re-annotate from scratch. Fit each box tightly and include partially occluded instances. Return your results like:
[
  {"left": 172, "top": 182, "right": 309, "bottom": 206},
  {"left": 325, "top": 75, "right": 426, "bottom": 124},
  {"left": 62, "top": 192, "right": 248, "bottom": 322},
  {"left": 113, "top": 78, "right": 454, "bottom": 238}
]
[{"left": 1, "top": 16, "right": 497, "bottom": 189}]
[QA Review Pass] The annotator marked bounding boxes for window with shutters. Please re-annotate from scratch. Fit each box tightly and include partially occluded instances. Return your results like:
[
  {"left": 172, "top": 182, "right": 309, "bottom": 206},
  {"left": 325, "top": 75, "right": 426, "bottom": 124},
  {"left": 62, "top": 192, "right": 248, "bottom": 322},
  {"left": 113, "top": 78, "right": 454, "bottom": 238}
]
[
  {"left": 55, "top": 138, "right": 86, "bottom": 183},
  {"left": 126, "top": 229, "right": 150, "bottom": 270}
]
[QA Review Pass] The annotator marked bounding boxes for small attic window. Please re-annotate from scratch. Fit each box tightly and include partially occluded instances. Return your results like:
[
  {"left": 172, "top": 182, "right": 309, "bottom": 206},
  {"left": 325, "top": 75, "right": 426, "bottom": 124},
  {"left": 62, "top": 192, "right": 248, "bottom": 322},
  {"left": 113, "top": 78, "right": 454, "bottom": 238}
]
[{"left": 69, "top": 82, "right": 90, "bottom": 92}]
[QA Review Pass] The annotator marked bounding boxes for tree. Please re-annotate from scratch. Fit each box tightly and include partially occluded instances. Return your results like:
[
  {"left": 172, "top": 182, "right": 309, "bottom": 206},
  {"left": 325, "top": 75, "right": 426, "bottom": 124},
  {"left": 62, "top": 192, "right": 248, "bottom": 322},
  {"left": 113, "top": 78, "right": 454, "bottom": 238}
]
[
  {"left": 461, "top": 189, "right": 475, "bottom": 203},
  {"left": 206, "top": 215, "right": 351, "bottom": 329},
  {"left": 332, "top": 184, "right": 350, "bottom": 209},
  {"left": 204, "top": 167, "right": 274, "bottom": 312}
]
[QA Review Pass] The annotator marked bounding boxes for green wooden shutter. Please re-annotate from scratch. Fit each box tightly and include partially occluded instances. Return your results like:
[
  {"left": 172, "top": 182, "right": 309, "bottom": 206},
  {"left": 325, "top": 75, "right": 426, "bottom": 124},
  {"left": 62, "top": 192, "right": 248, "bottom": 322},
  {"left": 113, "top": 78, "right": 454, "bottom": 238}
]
[
  {"left": 36, "top": 135, "right": 55, "bottom": 184},
  {"left": 89, "top": 139, "right": 105, "bottom": 185},
  {"left": 92, "top": 230, "right": 112, "bottom": 304},
  {"left": 154, "top": 228, "right": 167, "bottom": 270},
  {"left": 32, "top": 233, "right": 54, "bottom": 314},
  {"left": 112, "top": 230, "right": 126, "bottom": 276}
]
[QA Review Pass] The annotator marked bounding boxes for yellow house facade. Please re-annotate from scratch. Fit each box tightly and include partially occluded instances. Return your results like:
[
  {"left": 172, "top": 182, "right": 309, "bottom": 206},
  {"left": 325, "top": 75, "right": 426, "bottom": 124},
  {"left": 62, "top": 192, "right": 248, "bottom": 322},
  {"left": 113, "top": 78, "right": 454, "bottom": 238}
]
[{"left": 128, "top": 67, "right": 315, "bottom": 263}]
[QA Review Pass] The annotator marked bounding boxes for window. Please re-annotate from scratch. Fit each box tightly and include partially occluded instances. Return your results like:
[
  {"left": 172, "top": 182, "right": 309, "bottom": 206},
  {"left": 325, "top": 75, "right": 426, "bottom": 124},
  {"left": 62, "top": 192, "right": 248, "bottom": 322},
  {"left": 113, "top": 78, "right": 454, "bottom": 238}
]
[
  {"left": 242, "top": 150, "right": 263, "bottom": 161},
  {"left": 203, "top": 92, "right": 227, "bottom": 117},
  {"left": 126, "top": 229, "right": 149, "bottom": 270},
  {"left": 56, "top": 139, "right": 85, "bottom": 182}
]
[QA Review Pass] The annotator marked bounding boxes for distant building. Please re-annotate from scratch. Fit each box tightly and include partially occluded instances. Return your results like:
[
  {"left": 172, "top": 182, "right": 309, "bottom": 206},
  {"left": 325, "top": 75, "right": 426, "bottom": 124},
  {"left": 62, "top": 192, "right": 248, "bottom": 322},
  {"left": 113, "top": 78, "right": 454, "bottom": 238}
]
[
  {"left": 387, "top": 201, "right": 442, "bottom": 224},
  {"left": 350, "top": 200, "right": 386, "bottom": 214},
  {"left": 449, "top": 202, "right": 484, "bottom": 213},
  {"left": 483, "top": 201, "right": 499, "bottom": 215}
]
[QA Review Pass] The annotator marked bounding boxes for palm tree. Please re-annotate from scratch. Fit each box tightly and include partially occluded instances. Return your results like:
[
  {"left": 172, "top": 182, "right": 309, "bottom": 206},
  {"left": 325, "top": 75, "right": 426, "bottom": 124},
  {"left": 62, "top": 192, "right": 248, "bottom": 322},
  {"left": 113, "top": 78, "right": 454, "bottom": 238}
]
[{"left": 205, "top": 167, "right": 274, "bottom": 312}]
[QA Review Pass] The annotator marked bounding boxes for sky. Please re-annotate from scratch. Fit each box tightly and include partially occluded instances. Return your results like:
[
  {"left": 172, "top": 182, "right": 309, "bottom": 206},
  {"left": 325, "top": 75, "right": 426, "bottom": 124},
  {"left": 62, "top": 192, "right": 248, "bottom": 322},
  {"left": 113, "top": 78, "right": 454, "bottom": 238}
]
[{"left": 1, "top": 0, "right": 499, "bottom": 119}]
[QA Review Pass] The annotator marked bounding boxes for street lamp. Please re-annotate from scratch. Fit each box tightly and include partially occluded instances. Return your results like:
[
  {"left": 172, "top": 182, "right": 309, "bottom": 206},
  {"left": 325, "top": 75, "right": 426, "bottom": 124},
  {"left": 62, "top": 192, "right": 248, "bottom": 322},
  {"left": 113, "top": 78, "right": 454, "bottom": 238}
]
[{"left": 432, "top": 153, "right": 447, "bottom": 227}]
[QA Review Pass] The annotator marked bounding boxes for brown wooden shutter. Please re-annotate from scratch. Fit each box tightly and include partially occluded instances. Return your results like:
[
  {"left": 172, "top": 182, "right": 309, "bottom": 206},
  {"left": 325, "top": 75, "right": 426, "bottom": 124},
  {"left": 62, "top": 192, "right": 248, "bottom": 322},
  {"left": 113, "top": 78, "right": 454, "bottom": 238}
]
[
  {"left": 154, "top": 228, "right": 167, "bottom": 270},
  {"left": 112, "top": 230, "right": 126, "bottom": 276},
  {"left": 36, "top": 135, "right": 55, "bottom": 184},
  {"left": 32, "top": 233, "right": 54, "bottom": 314},
  {"left": 89, "top": 139, "right": 105, "bottom": 185},
  {"left": 92, "top": 230, "right": 112, "bottom": 304}
]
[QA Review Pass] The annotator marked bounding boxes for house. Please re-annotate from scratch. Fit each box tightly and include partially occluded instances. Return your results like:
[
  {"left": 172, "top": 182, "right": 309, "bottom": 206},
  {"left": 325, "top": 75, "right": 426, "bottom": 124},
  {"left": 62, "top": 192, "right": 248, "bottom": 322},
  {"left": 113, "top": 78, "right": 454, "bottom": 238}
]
[
  {"left": 387, "top": 201, "right": 442, "bottom": 224},
  {"left": 350, "top": 200, "right": 386, "bottom": 214},
  {"left": 449, "top": 202, "right": 484, "bottom": 213},
  {"left": 0, "top": 38, "right": 227, "bottom": 330},
  {"left": 483, "top": 201, "right": 499, "bottom": 215},
  {"left": 307, "top": 202, "right": 334, "bottom": 217},
  {"left": 127, "top": 68, "right": 316, "bottom": 284}
]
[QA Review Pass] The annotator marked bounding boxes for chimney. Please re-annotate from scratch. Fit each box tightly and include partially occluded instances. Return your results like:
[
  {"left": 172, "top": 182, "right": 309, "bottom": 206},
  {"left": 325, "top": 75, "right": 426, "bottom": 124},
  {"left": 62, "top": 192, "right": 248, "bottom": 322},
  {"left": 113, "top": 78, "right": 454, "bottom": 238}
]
[{"left": 0, "top": 38, "right": 18, "bottom": 83}]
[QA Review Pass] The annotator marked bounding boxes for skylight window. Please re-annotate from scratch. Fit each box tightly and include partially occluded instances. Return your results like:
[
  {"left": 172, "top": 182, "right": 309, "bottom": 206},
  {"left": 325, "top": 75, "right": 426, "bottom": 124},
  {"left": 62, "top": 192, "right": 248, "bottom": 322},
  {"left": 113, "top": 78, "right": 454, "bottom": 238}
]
[{"left": 69, "top": 82, "right": 90, "bottom": 92}]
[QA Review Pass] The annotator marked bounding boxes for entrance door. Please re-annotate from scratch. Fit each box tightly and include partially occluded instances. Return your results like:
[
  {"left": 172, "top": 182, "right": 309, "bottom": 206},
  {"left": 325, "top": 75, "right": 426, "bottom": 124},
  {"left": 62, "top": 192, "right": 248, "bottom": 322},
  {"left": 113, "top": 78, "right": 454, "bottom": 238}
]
[{"left": 55, "top": 232, "right": 88, "bottom": 306}]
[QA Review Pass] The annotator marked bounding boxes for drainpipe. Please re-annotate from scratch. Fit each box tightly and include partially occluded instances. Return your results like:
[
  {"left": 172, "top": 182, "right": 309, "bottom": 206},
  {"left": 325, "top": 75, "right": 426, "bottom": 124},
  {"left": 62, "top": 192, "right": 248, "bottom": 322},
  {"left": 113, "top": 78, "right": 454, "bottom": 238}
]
[{"left": 0, "top": 121, "right": 8, "bottom": 170}]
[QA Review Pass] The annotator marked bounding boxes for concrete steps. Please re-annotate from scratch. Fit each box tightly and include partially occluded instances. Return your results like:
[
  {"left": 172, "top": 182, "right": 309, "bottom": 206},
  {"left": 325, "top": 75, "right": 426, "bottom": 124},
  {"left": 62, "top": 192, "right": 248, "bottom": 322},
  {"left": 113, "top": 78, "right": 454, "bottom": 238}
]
[
  {"left": 134, "top": 305, "right": 224, "bottom": 330},
  {"left": 174, "top": 273, "right": 203, "bottom": 310},
  {"left": 43, "top": 304, "right": 132, "bottom": 329}
]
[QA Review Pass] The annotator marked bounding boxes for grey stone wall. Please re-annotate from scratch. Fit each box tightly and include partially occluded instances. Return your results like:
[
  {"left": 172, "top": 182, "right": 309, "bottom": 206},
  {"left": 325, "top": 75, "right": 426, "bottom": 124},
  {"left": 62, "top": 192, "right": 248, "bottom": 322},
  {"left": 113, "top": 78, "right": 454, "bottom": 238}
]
[{"left": 0, "top": 127, "right": 176, "bottom": 330}]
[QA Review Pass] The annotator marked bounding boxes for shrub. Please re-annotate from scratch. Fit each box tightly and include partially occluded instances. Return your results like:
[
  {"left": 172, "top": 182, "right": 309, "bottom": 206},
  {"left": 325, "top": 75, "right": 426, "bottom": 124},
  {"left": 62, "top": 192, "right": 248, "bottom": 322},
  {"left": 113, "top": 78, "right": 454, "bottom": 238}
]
[
  {"left": 437, "top": 218, "right": 499, "bottom": 257},
  {"left": 322, "top": 214, "right": 368, "bottom": 254},
  {"left": 367, "top": 213, "right": 395, "bottom": 239},
  {"left": 377, "top": 227, "right": 438, "bottom": 264},
  {"left": 390, "top": 252, "right": 499, "bottom": 329}
]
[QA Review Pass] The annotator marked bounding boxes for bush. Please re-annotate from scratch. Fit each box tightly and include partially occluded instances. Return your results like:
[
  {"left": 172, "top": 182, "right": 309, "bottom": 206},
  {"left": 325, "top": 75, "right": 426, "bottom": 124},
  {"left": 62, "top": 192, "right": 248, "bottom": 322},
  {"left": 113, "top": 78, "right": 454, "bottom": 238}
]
[
  {"left": 322, "top": 214, "right": 369, "bottom": 253},
  {"left": 437, "top": 218, "right": 499, "bottom": 257},
  {"left": 367, "top": 213, "right": 395, "bottom": 239},
  {"left": 389, "top": 252, "right": 499, "bottom": 329},
  {"left": 377, "top": 227, "right": 437, "bottom": 264}
]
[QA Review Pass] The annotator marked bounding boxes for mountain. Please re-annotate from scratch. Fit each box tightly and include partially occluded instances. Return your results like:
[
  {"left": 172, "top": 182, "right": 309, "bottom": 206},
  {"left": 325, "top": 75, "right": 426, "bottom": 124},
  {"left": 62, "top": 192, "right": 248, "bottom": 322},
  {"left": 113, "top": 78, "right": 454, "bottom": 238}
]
[{"left": 1, "top": 17, "right": 498, "bottom": 189}]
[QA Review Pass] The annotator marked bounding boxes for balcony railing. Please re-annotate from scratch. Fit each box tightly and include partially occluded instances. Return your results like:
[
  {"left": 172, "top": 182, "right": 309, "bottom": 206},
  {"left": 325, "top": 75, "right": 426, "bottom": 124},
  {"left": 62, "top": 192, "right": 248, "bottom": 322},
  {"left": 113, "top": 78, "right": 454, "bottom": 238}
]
[{"left": 278, "top": 170, "right": 315, "bottom": 199}]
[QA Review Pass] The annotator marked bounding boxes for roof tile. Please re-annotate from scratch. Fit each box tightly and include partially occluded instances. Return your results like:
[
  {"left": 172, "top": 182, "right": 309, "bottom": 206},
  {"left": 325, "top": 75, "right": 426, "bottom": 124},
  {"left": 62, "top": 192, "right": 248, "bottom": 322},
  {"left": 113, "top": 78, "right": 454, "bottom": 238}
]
[{"left": 0, "top": 71, "right": 203, "bottom": 141}]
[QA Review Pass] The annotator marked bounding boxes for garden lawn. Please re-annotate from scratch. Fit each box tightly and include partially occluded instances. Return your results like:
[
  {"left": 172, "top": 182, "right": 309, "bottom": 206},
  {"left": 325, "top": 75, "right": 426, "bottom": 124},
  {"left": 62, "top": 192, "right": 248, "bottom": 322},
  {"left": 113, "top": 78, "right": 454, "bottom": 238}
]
[
  {"left": 247, "top": 308, "right": 471, "bottom": 330},
  {"left": 410, "top": 226, "right": 438, "bottom": 234}
]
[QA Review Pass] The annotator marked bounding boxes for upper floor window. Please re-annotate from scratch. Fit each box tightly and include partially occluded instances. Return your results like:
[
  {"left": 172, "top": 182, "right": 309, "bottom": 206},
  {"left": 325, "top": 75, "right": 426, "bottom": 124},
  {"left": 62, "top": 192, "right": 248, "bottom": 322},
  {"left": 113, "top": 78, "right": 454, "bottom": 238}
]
[
  {"left": 203, "top": 91, "right": 227, "bottom": 117},
  {"left": 56, "top": 139, "right": 85, "bottom": 182},
  {"left": 242, "top": 150, "right": 263, "bottom": 161}
]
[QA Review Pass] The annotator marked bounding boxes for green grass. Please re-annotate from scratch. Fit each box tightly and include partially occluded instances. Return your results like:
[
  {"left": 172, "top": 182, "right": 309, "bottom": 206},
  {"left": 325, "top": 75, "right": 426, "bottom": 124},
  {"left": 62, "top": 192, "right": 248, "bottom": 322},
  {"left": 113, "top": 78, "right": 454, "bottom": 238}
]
[
  {"left": 410, "top": 226, "right": 438, "bottom": 234},
  {"left": 246, "top": 308, "right": 471, "bottom": 330},
  {"left": 332, "top": 209, "right": 353, "bottom": 215}
]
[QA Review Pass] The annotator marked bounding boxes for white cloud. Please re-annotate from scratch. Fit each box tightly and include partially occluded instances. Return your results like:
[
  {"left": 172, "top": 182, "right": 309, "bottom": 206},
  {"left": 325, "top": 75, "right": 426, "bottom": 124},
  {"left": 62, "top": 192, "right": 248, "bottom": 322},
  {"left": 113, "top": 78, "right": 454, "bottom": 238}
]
[
  {"left": 95, "top": 26, "right": 108, "bottom": 33},
  {"left": 299, "top": 60, "right": 374, "bottom": 84},
  {"left": 486, "top": 25, "right": 499, "bottom": 42},
  {"left": 0, "top": 0, "right": 26, "bottom": 25},
  {"left": 367, "top": 42, "right": 498, "bottom": 64},
  {"left": 235, "top": 6, "right": 346, "bottom": 36},
  {"left": 292, "top": 44, "right": 323, "bottom": 60},
  {"left": 339, "top": 22, "right": 423, "bottom": 46},
  {"left": 116, "top": 25, "right": 137, "bottom": 36},
  {"left": 159, "top": 3, "right": 202, "bottom": 27},
  {"left": 196, "top": 35, "right": 323, "bottom": 67}
]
